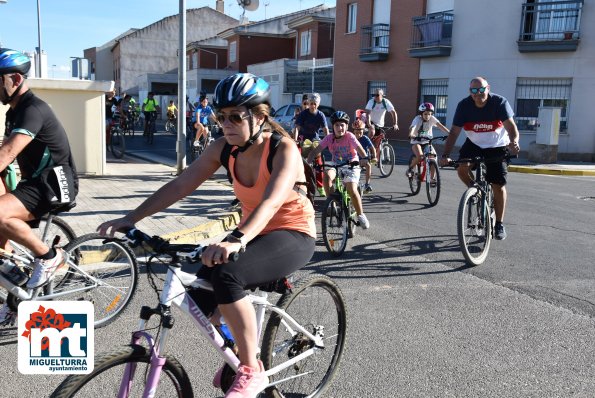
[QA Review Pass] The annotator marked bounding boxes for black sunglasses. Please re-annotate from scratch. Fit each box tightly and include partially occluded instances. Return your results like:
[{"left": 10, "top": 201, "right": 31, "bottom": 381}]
[
  {"left": 470, "top": 86, "right": 487, "bottom": 94},
  {"left": 216, "top": 113, "right": 250, "bottom": 125}
]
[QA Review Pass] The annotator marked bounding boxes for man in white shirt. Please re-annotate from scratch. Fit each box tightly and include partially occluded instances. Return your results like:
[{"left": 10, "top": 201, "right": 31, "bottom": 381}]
[
  {"left": 365, "top": 88, "right": 399, "bottom": 135},
  {"left": 365, "top": 88, "right": 399, "bottom": 157}
]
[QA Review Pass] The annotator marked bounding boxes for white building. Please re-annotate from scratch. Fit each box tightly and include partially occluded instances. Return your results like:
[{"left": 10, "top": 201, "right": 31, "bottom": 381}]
[
  {"left": 414, "top": 0, "right": 594, "bottom": 161},
  {"left": 84, "top": 7, "right": 238, "bottom": 95}
]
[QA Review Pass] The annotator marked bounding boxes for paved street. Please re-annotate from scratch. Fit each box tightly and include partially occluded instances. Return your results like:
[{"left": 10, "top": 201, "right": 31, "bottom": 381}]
[{"left": 0, "top": 135, "right": 594, "bottom": 397}]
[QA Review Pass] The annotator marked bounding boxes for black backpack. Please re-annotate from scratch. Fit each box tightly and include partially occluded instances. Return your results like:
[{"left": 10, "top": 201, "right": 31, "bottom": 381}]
[{"left": 220, "top": 132, "right": 316, "bottom": 205}]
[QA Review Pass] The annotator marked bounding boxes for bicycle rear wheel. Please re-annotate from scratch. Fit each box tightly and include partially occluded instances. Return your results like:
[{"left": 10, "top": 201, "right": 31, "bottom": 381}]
[
  {"left": 48, "top": 234, "right": 139, "bottom": 328},
  {"left": 50, "top": 345, "right": 193, "bottom": 398},
  {"left": 110, "top": 128, "right": 126, "bottom": 159},
  {"left": 261, "top": 275, "right": 347, "bottom": 398},
  {"left": 457, "top": 187, "right": 492, "bottom": 266},
  {"left": 425, "top": 158, "right": 441, "bottom": 206},
  {"left": 408, "top": 155, "right": 422, "bottom": 195},
  {"left": 378, "top": 142, "right": 395, "bottom": 177},
  {"left": 321, "top": 195, "right": 348, "bottom": 256}
]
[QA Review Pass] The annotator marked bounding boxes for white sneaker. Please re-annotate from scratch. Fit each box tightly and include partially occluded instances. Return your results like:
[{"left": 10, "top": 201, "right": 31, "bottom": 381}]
[
  {"left": 357, "top": 214, "right": 370, "bottom": 229},
  {"left": 0, "top": 303, "right": 16, "bottom": 326},
  {"left": 27, "top": 249, "right": 67, "bottom": 289}
]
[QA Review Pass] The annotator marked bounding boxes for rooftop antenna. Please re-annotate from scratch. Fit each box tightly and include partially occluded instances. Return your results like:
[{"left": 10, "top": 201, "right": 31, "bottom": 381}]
[
  {"left": 237, "top": 0, "right": 258, "bottom": 25},
  {"left": 264, "top": 1, "right": 270, "bottom": 19}
]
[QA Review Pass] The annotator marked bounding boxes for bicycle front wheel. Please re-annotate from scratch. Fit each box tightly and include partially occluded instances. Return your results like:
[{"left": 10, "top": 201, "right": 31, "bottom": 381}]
[
  {"left": 261, "top": 275, "right": 348, "bottom": 398},
  {"left": 457, "top": 187, "right": 492, "bottom": 266},
  {"left": 50, "top": 345, "right": 193, "bottom": 398},
  {"left": 49, "top": 234, "right": 139, "bottom": 328},
  {"left": 378, "top": 143, "right": 395, "bottom": 177},
  {"left": 110, "top": 128, "right": 126, "bottom": 159},
  {"left": 425, "top": 158, "right": 441, "bottom": 206},
  {"left": 408, "top": 155, "right": 422, "bottom": 195},
  {"left": 321, "top": 195, "right": 348, "bottom": 256}
]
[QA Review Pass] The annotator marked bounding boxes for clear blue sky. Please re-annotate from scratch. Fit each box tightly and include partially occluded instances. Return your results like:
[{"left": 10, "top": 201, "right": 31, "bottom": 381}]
[{"left": 0, "top": 0, "right": 335, "bottom": 79}]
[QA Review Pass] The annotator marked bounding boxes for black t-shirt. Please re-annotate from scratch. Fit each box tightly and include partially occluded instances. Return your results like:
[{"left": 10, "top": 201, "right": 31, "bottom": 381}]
[{"left": 4, "top": 90, "right": 79, "bottom": 185}]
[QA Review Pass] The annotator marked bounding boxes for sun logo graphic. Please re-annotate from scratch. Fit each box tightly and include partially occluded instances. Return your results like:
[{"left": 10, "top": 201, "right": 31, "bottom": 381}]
[{"left": 18, "top": 301, "right": 94, "bottom": 374}]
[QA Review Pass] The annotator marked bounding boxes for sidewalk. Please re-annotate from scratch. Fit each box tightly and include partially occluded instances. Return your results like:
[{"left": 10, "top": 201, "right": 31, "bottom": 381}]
[
  {"left": 59, "top": 155, "right": 239, "bottom": 242},
  {"left": 390, "top": 139, "right": 595, "bottom": 176}
]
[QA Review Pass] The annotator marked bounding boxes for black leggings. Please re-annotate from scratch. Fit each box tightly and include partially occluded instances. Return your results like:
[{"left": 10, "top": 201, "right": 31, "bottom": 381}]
[{"left": 195, "top": 230, "right": 315, "bottom": 305}]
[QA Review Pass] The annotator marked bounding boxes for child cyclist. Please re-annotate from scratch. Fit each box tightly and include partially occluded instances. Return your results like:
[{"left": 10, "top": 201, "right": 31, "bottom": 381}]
[
  {"left": 352, "top": 114, "right": 376, "bottom": 194},
  {"left": 307, "top": 111, "right": 371, "bottom": 229},
  {"left": 406, "top": 102, "right": 449, "bottom": 178}
]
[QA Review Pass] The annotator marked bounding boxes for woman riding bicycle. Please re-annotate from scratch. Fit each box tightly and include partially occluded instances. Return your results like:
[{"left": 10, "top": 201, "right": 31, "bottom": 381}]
[
  {"left": 307, "top": 111, "right": 370, "bottom": 229},
  {"left": 406, "top": 102, "right": 449, "bottom": 178},
  {"left": 98, "top": 73, "right": 316, "bottom": 398}
]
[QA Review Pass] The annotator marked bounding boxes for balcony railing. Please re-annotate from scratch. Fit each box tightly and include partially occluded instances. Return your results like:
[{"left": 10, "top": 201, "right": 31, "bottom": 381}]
[
  {"left": 359, "top": 24, "right": 390, "bottom": 62},
  {"left": 409, "top": 11, "right": 453, "bottom": 58},
  {"left": 518, "top": 0, "right": 583, "bottom": 52}
]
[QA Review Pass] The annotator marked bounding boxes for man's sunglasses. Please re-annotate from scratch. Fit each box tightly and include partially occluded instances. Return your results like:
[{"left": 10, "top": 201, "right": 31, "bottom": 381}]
[
  {"left": 469, "top": 86, "right": 487, "bottom": 94},
  {"left": 216, "top": 113, "right": 250, "bottom": 124}
]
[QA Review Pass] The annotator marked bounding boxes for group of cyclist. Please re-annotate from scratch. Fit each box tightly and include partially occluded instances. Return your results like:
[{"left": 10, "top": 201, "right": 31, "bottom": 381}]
[{"left": 0, "top": 44, "right": 521, "bottom": 397}]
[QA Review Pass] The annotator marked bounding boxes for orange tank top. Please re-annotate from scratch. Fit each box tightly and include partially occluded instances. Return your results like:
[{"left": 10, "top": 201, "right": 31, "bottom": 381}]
[{"left": 229, "top": 136, "right": 316, "bottom": 238}]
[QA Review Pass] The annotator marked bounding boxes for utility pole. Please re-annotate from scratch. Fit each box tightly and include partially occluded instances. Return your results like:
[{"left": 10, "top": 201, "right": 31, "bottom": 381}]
[
  {"left": 37, "top": 0, "right": 43, "bottom": 78},
  {"left": 176, "top": 0, "right": 187, "bottom": 175}
]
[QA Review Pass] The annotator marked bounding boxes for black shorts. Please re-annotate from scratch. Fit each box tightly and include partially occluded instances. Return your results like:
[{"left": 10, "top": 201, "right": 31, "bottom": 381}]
[
  {"left": 194, "top": 229, "right": 316, "bottom": 306},
  {"left": 459, "top": 139, "right": 508, "bottom": 186},
  {"left": 11, "top": 178, "right": 52, "bottom": 219}
]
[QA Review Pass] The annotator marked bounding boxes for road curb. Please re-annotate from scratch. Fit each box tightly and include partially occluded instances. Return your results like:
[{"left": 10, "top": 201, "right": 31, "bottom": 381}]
[
  {"left": 162, "top": 211, "right": 241, "bottom": 244},
  {"left": 508, "top": 166, "right": 595, "bottom": 176}
]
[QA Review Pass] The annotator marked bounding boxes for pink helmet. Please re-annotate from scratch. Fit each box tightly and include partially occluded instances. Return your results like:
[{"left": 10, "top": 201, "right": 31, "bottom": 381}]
[{"left": 418, "top": 102, "right": 435, "bottom": 113}]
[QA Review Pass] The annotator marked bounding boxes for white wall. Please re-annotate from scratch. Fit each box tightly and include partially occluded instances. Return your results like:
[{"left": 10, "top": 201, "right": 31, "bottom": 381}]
[
  {"left": 427, "top": 0, "right": 454, "bottom": 14},
  {"left": 0, "top": 79, "right": 113, "bottom": 176},
  {"left": 419, "top": 0, "right": 595, "bottom": 159}
]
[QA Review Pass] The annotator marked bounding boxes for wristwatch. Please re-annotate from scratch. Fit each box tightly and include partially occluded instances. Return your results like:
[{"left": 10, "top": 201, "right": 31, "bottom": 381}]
[{"left": 227, "top": 228, "right": 247, "bottom": 252}]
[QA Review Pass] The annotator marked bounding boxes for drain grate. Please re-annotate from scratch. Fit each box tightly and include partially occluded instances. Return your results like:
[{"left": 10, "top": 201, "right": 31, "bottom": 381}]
[{"left": 578, "top": 196, "right": 595, "bottom": 201}]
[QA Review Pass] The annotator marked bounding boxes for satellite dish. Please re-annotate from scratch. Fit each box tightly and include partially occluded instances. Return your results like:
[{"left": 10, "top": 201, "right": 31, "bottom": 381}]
[{"left": 237, "top": 0, "right": 259, "bottom": 12}]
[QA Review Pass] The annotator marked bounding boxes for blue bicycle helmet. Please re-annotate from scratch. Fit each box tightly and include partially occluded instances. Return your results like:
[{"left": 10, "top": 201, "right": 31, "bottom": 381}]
[
  {"left": 0, "top": 48, "right": 31, "bottom": 75},
  {"left": 212, "top": 73, "right": 271, "bottom": 110},
  {"left": 213, "top": 73, "right": 271, "bottom": 152},
  {"left": 330, "top": 111, "right": 350, "bottom": 125}
]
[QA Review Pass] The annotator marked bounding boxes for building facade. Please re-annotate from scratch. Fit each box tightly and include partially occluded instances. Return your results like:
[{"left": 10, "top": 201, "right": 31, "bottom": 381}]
[
  {"left": 333, "top": 0, "right": 424, "bottom": 139},
  {"left": 415, "top": 0, "right": 594, "bottom": 161},
  {"left": 333, "top": 0, "right": 594, "bottom": 160},
  {"left": 85, "top": 7, "right": 237, "bottom": 95}
]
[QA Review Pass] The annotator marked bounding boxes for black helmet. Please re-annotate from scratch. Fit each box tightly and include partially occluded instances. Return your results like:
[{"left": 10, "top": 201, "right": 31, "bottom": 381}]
[
  {"left": 0, "top": 48, "right": 31, "bottom": 75},
  {"left": 212, "top": 73, "right": 270, "bottom": 110},
  {"left": 330, "top": 111, "right": 350, "bottom": 126}
]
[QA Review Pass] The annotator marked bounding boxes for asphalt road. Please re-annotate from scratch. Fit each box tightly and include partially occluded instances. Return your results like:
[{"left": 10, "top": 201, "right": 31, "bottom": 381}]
[{"left": 1, "top": 141, "right": 594, "bottom": 397}]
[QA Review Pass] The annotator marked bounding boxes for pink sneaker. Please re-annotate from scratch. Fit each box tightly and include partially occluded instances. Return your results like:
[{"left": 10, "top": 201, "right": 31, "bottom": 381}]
[{"left": 225, "top": 360, "right": 268, "bottom": 398}]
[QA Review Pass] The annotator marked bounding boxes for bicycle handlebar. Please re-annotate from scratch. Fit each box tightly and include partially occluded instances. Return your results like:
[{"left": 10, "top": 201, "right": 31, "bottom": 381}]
[
  {"left": 122, "top": 228, "right": 239, "bottom": 262},
  {"left": 449, "top": 153, "right": 518, "bottom": 167}
]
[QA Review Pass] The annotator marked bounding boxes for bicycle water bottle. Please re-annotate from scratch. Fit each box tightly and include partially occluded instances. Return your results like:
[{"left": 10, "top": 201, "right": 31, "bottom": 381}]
[
  {"left": 218, "top": 317, "right": 235, "bottom": 343},
  {"left": 0, "top": 259, "right": 28, "bottom": 286}
]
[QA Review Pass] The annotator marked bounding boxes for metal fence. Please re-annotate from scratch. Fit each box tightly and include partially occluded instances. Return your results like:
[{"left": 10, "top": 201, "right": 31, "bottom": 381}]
[
  {"left": 285, "top": 58, "right": 333, "bottom": 95},
  {"left": 410, "top": 11, "right": 454, "bottom": 49},
  {"left": 519, "top": 0, "right": 584, "bottom": 41},
  {"left": 515, "top": 77, "right": 572, "bottom": 132}
]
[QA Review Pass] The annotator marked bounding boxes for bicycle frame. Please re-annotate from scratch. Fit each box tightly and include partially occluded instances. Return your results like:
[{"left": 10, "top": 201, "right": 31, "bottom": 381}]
[{"left": 121, "top": 262, "right": 325, "bottom": 397}]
